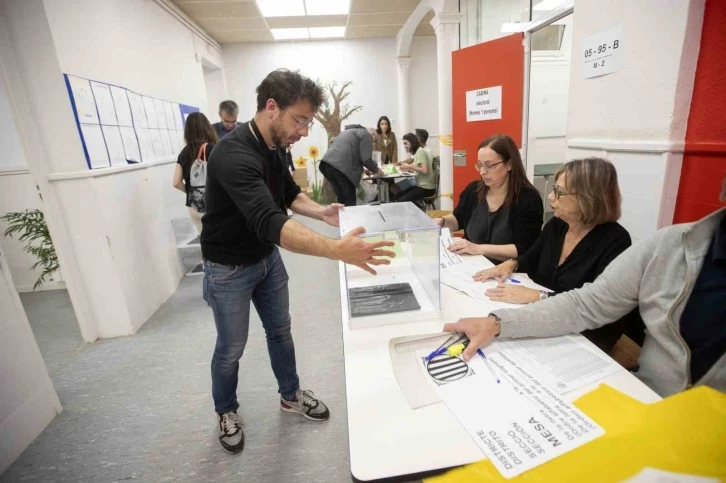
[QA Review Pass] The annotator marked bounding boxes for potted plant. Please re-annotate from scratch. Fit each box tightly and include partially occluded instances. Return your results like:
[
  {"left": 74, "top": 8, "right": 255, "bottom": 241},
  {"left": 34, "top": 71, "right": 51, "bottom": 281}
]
[{"left": 1, "top": 209, "right": 60, "bottom": 289}]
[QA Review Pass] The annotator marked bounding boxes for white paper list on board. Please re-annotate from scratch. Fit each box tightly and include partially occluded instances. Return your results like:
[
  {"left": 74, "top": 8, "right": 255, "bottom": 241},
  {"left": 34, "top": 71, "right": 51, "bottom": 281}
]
[
  {"left": 67, "top": 76, "right": 99, "bottom": 124},
  {"left": 168, "top": 129, "right": 182, "bottom": 153},
  {"left": 163, "top": 101, "right": 177, "bottom": 132},
  {"left": 420, "top": 349, "right": 605, "bottom": 479},
  {"left": 101, "top": 125, "right": 127, "bottom": 167},
  {"left": 176, "top": 130, "right": 185, "bottom": 148},
  {"left": 135, "top": 128, "right": 154, "bottom": 162},
  {"left": 159, "top": 129, "right": 174, "bottom": 157},
  {"left": 119, "top": 127, "right": 141, "bottom": 163},
  {"left": 143, "top": 96, "right": 159, "bottom": 129},
  {"left": 79, "top": 124, "right": 109, "bottom": 168},
  {"left": 110, "top": 86, "right": 133, "bottom": 127},
  {"left": 171, "top": 103, "right": 184, "bottom": 131},
  {"left": 90, "top": 82, "right": 118, "bottom": 126},
  {"left": 582, "top": 22, "right": 624, "bottom": 79},
  {"left": 127, "top": 91, "right": 148, "bottom": 129},
  {"left": 149, "top": 129, "right": 164, "bottom": 158},
  {"left": 153, "top": 98, "right": 168, "bottom": 129}
]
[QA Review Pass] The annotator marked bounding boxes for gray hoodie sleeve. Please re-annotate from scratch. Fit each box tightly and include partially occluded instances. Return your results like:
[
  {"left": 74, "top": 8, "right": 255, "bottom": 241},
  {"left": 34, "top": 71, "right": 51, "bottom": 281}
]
[
  {"left": 493, "top": 234, "right": 658, "bottom": 338},
  {"left": 359, "top": 131, "right": 378, "bottom": 172}
]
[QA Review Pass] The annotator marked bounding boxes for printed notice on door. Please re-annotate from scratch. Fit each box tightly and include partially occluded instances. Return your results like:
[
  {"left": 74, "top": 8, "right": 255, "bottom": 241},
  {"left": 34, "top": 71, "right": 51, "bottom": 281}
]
[{"left": 466, "top": 86, "right": 502, "bottom": 122}]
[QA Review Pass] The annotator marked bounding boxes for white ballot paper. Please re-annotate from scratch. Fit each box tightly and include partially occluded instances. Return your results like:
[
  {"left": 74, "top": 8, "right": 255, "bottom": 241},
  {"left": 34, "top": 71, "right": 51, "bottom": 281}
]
[
  {"left": 622, "top": 468, "right": 720, "bottom": 483},
  {"left": 497, "top": 335, "right": 623, "bottom": 394},
  {"left": 439, "top": 228, "right": 550, "bottom": 309},
  {"left": 418, "top": 348, "right": 604, "bottom": 479}
]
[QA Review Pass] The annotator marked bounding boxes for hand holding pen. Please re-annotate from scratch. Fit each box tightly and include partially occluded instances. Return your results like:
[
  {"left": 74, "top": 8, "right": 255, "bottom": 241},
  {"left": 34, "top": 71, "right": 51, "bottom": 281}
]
[{"left": 472, "top": 259, "right": 518, "bottom": 283}]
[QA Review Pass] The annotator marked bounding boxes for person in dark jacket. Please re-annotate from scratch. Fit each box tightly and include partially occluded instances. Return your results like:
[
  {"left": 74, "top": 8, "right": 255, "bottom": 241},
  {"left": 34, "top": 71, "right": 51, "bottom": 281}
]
[
  {"left": 319, "top": 125, "right": 384, "bottom": 207},
  {"left": 201, "top": 69, "right": 395, "bottom": 455},
  {"left": 474, "top": 157, "right": 636, "bottom": 352},
  {"left": 433, "top": 134, "right": 543, "bottom": 262},
  {"left": 211, "top": 100, "right": 240, "bottom": 138}
]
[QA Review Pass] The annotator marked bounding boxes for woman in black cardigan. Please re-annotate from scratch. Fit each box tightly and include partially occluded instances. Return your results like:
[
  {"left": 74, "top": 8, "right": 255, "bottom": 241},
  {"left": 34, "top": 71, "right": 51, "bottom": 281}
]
[
  {"left": 434, "top": 134, "right": 543, "bottom": 262},
  {"left": 475, "top": 157, "right": 635, "bottom": 352}
]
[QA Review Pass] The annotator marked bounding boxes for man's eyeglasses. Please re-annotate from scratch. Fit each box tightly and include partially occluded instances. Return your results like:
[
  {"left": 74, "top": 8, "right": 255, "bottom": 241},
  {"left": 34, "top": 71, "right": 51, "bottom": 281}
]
[
  {"left": 474, "top": 160, "right": 505, "bottom": 171},
  {"left": 282, "top": 108, "right": 315, "bottom": 129},
  {"left": 552, "top": 185, "right": 571, "bottom": 200}
]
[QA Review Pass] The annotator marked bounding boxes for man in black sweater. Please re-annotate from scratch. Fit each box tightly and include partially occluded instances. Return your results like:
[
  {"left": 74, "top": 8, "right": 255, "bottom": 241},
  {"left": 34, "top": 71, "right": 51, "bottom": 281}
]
[{"left": 201, "top": 69, "right": 395, "bottom": 455}]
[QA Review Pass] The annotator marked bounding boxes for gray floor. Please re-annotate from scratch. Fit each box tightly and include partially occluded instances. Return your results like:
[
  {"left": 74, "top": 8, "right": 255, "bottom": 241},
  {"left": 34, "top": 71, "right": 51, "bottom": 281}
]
[{"left": 3, "top": 218, "right": 423, "bottom": 483}]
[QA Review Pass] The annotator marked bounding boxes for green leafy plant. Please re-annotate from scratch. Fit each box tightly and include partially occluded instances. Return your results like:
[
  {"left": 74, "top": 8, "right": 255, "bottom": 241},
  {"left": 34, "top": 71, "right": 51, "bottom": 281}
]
[
  {"left": 311, "top": 181, "right": 324, "bottom": 203},
  {"left": 357, "top": 186, "right": 365, "bottom": 201},
  {"left": 1, "top": 209, "right": 59, "bottom": 289}
]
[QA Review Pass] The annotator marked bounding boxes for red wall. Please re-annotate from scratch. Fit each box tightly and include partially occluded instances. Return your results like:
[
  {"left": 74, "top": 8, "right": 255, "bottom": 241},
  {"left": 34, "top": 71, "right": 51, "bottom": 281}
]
[
  {"left": 673, "top": 0, "right": 726, "bottom": 222},
  {"left": 451, "top": 34, "right": 523, "bottom": 206}
]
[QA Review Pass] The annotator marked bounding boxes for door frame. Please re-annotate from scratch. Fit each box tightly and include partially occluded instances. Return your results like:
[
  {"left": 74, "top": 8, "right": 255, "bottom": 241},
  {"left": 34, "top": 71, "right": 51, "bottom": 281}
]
[{"left": 520, "top": 1, "right": 574, "bottom": 168}]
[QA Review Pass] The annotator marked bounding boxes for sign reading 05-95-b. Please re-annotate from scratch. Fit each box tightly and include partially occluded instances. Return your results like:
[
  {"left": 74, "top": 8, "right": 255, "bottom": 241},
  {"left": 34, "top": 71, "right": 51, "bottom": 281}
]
[{"left": 466, "top": 85, "right": 502, "bottom": 123}]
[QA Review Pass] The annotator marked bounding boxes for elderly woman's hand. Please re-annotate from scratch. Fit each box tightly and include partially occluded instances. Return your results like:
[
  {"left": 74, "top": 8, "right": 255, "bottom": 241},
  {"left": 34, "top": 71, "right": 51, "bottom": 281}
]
[
  {"left": 485, "top": 283, "right": 541, "bottom": 304},
  {"left": 473, "top": 259, "right": 517, "bottom": 282}
]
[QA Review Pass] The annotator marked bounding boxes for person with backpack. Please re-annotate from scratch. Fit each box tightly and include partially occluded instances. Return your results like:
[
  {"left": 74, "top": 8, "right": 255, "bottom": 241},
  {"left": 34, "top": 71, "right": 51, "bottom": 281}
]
[{"left": 173, "top": 112, "right": 218, "bottom": 234}]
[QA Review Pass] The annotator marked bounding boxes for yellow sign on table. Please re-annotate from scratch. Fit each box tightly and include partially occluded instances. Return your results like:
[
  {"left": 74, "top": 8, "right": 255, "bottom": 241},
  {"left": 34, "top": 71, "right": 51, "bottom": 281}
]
[{"left": 426, "top": 385, "right": 726, "bottom": 483}]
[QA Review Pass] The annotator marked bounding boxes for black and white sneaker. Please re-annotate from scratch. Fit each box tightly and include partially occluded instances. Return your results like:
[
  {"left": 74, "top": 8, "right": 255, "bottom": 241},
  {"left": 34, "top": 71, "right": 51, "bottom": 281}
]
[
  {"left": 280, "top": 389, "right": 330, "bottom": 421},
  {"left": 217, "top": 410, "right": 245, "bottom": 454}
]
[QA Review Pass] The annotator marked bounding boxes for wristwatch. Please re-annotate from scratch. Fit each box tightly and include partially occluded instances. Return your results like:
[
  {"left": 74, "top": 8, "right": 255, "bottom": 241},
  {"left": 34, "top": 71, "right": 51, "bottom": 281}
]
[
  {"left": 539, "top": 290, "right": 549, "bottom": 301},
  {"left": 488, "top": 313, "right": 502, "bottom": 337}
]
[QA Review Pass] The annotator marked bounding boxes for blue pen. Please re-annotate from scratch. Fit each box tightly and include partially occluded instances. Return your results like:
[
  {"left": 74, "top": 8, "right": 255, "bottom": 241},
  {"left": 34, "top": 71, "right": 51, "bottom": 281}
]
[
  {"left": 477, "top": 348, "right": 501, "bottom": 383},
  {"left": 424, "top": 346, "right": 447, "bottom": 361},
  {"left": 506, "top": 278, "right": 521, "bottom": 284}
]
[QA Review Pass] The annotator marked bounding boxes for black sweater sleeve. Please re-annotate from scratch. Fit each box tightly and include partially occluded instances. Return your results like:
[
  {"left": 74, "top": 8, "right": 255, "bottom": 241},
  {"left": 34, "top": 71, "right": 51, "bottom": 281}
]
[
  {"left": 511, "top": 186, "right": 544, "bottom": 256},
  {"left": 516, "top": 217, "right": 553, "bottom": 273},
  {"left": 454, "top": 181, "right": 479, "bottom": 232},
  {"left": 592, "top": 225, "right": 632, "bottom": 279},
  {"left": 216, "top": 150, "right": 290, "bottom": 246},
  {"left": 282, "top": 162, "right": 302, "bottom": 208}
]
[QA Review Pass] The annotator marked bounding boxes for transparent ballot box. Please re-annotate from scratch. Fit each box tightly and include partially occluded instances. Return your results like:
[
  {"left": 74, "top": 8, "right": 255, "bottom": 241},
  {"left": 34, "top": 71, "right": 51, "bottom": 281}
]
[{"left": 339, "top": 202, "right": 441, "bottom": 329}]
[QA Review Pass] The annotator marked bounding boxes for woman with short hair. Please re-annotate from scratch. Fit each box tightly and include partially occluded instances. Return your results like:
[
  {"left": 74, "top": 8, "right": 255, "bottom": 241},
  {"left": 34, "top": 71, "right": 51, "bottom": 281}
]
[{"left": 475, "top": 157, "right": 635, "bottom": 352}]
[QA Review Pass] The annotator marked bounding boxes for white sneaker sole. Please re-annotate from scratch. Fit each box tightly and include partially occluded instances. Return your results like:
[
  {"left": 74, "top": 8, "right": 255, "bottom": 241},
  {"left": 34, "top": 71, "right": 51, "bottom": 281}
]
[{"left": 280, "top": 402, "right": 329, "bottom": 422}]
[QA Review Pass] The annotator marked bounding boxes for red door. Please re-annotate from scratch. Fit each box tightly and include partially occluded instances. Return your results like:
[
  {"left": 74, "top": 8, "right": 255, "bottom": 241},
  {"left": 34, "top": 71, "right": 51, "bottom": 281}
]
[{"left": 452, "top": 34, "right": 524, "bottom": 205}]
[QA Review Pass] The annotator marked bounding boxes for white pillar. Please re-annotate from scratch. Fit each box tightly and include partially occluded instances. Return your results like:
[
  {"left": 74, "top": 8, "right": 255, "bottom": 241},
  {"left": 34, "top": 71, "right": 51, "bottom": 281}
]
[
  {"left": 432, "top": 12, "right": 462, "bottom": 210},
  {"left": 396, "top": 56, "right": 412, "bottom": 139}
]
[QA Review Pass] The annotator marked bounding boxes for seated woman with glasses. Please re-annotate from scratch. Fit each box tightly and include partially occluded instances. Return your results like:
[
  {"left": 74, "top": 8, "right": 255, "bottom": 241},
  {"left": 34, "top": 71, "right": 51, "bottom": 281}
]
[
  {"left": 434, "top": 134, "right": 543, "bottom": 262},
  {"left": 473, "top": 157, "right": 635, "bottom": 352}
]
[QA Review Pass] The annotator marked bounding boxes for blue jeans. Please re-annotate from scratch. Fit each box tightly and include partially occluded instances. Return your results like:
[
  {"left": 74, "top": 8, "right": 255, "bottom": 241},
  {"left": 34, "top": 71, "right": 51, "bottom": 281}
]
[{"left": 203, "top": 247, "right": 299, "bottom": 414}]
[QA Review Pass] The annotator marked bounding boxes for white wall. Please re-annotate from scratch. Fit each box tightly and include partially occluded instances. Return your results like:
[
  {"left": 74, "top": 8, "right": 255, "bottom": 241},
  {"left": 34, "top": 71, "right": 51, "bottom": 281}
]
[
  {"left": 222, "top": 37, "right": 399, "bottom": 181},
  {"left": 0, "top": 80, "right": 26, "bottom": 168},
  {"left": 480, "top": 0, "right": 524, "bottom": 43},
  {"left": 409, "top": 36, "right": 439, "bottom": 149},
  {"left": 203, "top": 66, "right": 228, "bottom": 120},
  {"left": 0, "top": 243, "right": 61, "bottom": 474},
  {"left": 1, "top": 0, "right": 208, "bottom": 340},
  {"left": 43, "top": 0, "right": 208, "bottom": 113},
  {"left": 564, "top": 0, "right": 705, "bottom": 239},
  {"left": 0, "top": 32, "right": 65, "bottom": 292}
]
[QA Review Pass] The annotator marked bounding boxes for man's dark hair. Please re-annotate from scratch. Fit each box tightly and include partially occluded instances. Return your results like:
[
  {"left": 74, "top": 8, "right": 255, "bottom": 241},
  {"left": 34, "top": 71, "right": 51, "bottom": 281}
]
[
  {"left": 256, "top": 69, "right": 325, "bottom": 112},
  {"left": 218, "top": 100, "right": 239, "bottom": 116},
  {"left": 415, "top": 128, "right": 429, "bottom": 144}
]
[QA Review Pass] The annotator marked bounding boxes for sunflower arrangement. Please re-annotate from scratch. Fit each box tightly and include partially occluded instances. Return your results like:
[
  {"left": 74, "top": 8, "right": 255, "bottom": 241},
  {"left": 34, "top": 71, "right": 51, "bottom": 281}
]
[{"left": 294, "top": 156, "right": 307, "bottom": 168}]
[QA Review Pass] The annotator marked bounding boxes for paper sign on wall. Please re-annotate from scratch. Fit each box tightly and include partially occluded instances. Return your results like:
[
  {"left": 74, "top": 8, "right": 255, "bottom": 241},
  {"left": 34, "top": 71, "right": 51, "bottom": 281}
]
[
  {"left": 582, "top": 23, "right": 624, "bottom": 79},
  {"left": 466, "top": 86, "right": 502, "bottom": 122}
]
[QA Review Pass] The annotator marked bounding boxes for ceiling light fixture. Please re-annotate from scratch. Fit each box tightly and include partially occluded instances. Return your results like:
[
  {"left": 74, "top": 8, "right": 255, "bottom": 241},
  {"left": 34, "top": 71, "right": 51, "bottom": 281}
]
[
  {"left": 256, "top": 0, "right": 305, "bottom": 18},
  {"left": 271, "top": 28, "right": 310, "bottom": 40},
  {"left": 309, "top": 26, "right": 346, "bottom": 38},
  {"left": 304, "top": 0, "right": 350, "bottom": 16}
]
